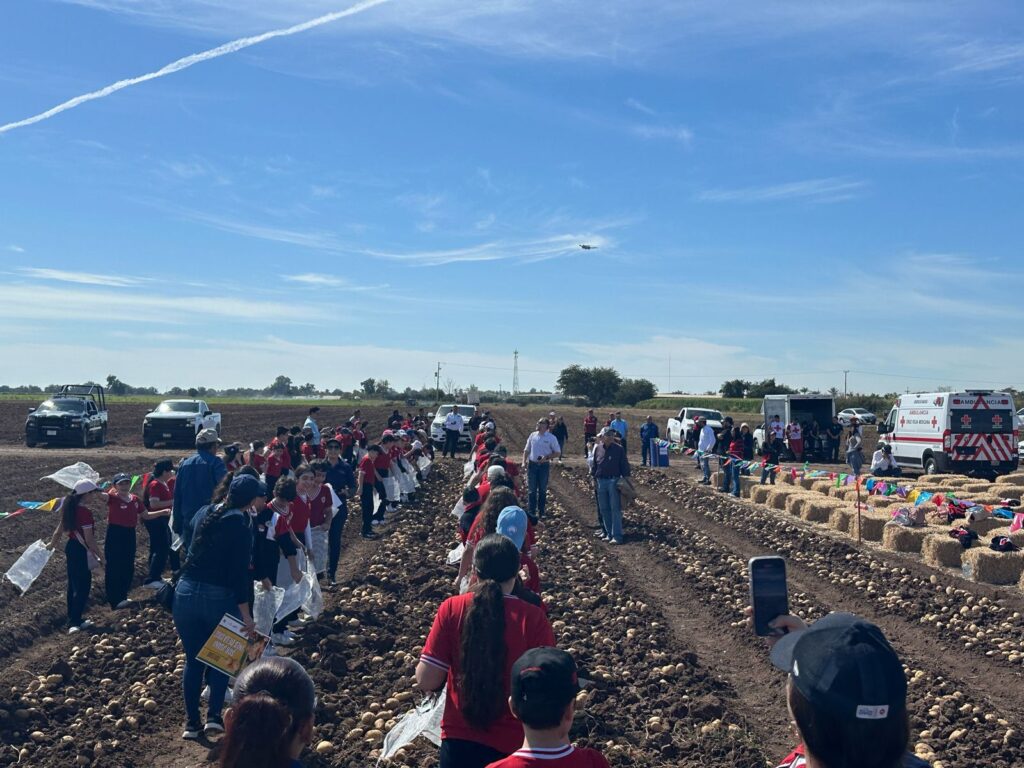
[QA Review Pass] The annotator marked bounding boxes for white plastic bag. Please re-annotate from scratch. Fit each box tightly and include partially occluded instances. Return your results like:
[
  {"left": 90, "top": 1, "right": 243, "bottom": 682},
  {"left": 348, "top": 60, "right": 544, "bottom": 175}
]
[
  {"left": 169, "top": 517, "right": 184, "bottom": 553},
  {"left": 41, "top": 462, "right": 100, "bottom": 489},
  {"left": 386, "top": 475, "right": 400, "bottom": 502},
  {"left": 302, "top": 563, "right": 323, "bottom": 619},
  {"left": 462, "top": 459, "right": 474, "bottom": 479},
  {"left": 446, "top": 542, "right": 465, "bottom": 566},
  {"left": 417, "top": 456, "right": 432, "bottom": 479},
  {"left": 253, "top": 583, "right": 284, "bottom": 636},
  {"left": 275, "top": 551, "right": 311, "bottom": 621},
  {"left": 3, "top": 540, "right": 53, "bottom": 594},
  {"left": 310, "top": 528, "right": 329, "bottom": 574},
  {"left": 450, "top": 498, "right": 465, "bottom": 519},
  {"left": 379, "top": 691, "right": 446, "bottom": 762}
]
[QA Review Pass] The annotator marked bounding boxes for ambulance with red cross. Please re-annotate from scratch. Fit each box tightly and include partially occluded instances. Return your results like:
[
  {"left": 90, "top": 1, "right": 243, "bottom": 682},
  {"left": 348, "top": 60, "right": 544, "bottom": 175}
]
[{"left": 876, "top": 391, "right": 1019, "bottom": 478}]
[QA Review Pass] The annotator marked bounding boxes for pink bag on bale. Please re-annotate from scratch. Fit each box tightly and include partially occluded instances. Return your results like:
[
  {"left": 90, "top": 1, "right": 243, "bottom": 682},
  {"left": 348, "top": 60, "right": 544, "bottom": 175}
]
[{"left": 1010, "top": 513, "right": 1024, "bottom": 534}]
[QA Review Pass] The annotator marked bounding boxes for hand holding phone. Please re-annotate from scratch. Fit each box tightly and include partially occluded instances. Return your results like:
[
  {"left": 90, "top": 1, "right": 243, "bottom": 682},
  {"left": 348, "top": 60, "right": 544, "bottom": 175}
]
[{"left": 749, "top": 556, "right": 788, "bottom": 637}]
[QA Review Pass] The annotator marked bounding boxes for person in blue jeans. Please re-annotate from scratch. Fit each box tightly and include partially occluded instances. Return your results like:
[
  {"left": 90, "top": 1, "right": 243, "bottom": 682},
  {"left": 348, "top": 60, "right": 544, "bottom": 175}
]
[
  {"left": 173, "top": 474, "right": 263, "bottom": 741},
  {"left": 522, "top": 418, "right": 561, "bottom": 519},
  {"left": 696, "top": 417, "right": 716, "bottom": 484},
  {"left": 172, "top": 429, "right": 228, "bottom": 554},
  {"left": 639, "top": 416, "right": 659, "bottom": 466},
  {"left": 591, "top": 427, "right": 631, "bottom": 544}
]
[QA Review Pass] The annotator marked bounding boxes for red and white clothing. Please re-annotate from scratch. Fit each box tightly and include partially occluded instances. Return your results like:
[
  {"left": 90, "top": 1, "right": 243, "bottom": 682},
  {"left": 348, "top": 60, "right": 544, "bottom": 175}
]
[
  {"left": 107, "top": 491, "right": 143, "bottom": 528},
  {"left": 308, "top": 484, "right": 335, "bottom": 527},
  {"left": 268, "top": 437, "right": 292, "bottom": 470},
  {"left": 420, "top": 592, "right": 555, "bottom": 755},
  {"left": 583, "top": 415, "right": 598, "bottom": 436},
  {"left": 265, "top": 452, "right": 288, "bottom": 479},
  {"left": 66, "top": 503, "right": 95, "bottom": 539},
  {"left": 487, "top": 745, "right": 610, "bottom": 768},
  {"left": 145, "top": 478, "right": 174, "bottom": 513},
  {"left": 248, "top": 451, "right": 267, "bottom": 473},
  {"left": 301, "top": 443, "right": 326, "bottom": 462},
  {"left": 358, "top": 455, "right": 378, "bottom": 485}
]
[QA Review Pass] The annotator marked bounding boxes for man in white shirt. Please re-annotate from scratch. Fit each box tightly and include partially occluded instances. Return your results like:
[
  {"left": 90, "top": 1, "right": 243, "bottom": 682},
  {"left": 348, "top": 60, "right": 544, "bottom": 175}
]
[
  {"left": 442, "top": 406, "right": 464, "bottom": 459},
  {"left": 769, "top": 415, "right": 785, "bottom": 441},
  {"left": 303, "top": 406, "right": 321, "bottom": 447},
  {"left": 696, "top": 416, "right": 717, "bottom": 485},
  {"left": 522, "top": 417, "right": 562, "bottom": 519},
  {"left": 871, "top": 444, "right": 901, "bottom": 477}
]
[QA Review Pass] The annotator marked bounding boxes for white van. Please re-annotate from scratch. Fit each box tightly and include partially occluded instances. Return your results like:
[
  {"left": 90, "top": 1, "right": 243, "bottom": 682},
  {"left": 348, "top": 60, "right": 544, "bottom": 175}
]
[{"left": 877, "top": 391, "right": 1019, "bottom": 477}]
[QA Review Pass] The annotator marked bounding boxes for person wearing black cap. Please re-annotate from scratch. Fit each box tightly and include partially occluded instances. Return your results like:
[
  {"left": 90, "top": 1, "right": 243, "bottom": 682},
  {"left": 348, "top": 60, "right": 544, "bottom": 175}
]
[
  {"left": 173, "top": 474, "right": 262, "bottom": 740},
  {"left": 759, "top": 611, "right": 927, "bottom": 768},
  {"left": 485, "top": 648, "right": 609, "bottom": 768},
  {"left": 104, "top": 472, "right": 144, "bottom": 609}
]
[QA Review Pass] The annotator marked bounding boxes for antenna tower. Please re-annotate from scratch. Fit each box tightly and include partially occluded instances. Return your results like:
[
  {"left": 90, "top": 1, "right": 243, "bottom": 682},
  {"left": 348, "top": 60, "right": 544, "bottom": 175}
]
[{"left": 512, "top": 350, "right": 520, "bottom": 395}]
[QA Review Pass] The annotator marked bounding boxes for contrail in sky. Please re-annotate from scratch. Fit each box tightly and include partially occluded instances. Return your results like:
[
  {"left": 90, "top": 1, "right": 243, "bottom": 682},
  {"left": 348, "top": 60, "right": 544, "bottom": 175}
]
[{"left": 0, "top": 0, "right": 391, "bottom": 135}]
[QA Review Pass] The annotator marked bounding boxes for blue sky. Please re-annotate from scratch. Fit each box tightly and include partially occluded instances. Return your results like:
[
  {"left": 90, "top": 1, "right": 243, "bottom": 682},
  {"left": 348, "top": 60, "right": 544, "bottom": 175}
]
[{"left": 2, "top": 1, "right": 1024, "bottom": 395}]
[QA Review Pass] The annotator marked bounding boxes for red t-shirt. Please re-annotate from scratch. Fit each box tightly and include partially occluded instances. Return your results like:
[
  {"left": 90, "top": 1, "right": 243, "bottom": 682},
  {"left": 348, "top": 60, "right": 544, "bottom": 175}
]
[
  {"left": 359, "top": 455, "right": 378, "bottom": 484},
  {"left": 308, "top": 485, "right": 334, "bottom": 527},
  {"left": 289, "top": 495, "right": 312, "bottom": 534},
  {"left": 266, "top": 452, "right": 287, "bottom": 477},
  {"left": 269, "top": 437, "right": 292, "bottom": 470},
  {"left": 107, "top": 491, "right": 143, "bottom": 528},
  {"left": 301, "top": 443, "right": 326, "bottom": 461},
  {"left": 65, "top": 502, "right": 95, "bottom": 540},
  {"left": 336, "top": 432, "right": 354, "bottom": 449},
  {"left": 249, "top": 451, "right": 267, "bottom": 473},
  {"left": 374, "top": 451, "right": 391, "bottom": 471},
  {"left": 476, "top": 452, "right": 492, "bottom": 471},
  {"left": 420, "top": 593, "right": 555, "bottom": 754},
  {"left": 583, "top": 416, "right": 598, "bottom": 435},
  {"left": 487, "top": 746, "right": 610, "bottom": 768},
  {"left": 145, "top": 478, "right": 174, "bottom": 512},
  {"left": 503, "top": 460, "right": 521, "bottom": 481},
  {"left": 388, "top": 445, "right": 402, "bottom": 462}
]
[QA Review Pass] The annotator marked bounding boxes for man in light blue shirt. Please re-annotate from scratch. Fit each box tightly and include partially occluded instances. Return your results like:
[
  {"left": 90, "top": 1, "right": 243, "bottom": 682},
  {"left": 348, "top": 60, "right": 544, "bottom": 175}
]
[
  {"left": 522, "top": 418, "right": 562, "bottom": 519},
  {"left": 610, "top": 411, "right": 629, "bottom": 455},
  {"left": 304, "top": 407, "right": 322, "bottom": 447}
]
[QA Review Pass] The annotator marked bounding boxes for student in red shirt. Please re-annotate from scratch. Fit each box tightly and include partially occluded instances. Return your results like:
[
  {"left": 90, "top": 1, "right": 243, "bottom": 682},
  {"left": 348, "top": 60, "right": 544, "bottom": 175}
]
[
  {"left": 374, "top": 435, "right": 398, "bottom": 521},
  {"left": 416, "top": 535, "right": 555, "bottom": 768},
  {"left": 223, "top": 443, "right": 244, "bottom": 472},
  {"left": 141, "top": 459, "right": 178, "bottom": 587},
  {"left": 105, "top": 472, "right": 144, "bottom": 609},
  {"left": 486, "top": 648, "right": 609, "bottom": 768},
  {"left": 356, "top": 445, "right": 383, "bottom": 539},
  {"left": 268, "top": 427, "right": 292, "bottom": 470},
  {"left": 47, "top": 479, "right": 106, "bottom": 633},
  {"left": 583, "top": 410, "right": 598, "bottom": 457},
  {"left": 457, "top": 487, "right": 519, "bottom": 586},
  {"left": 264, "top": 443, "right": 288, "bottom": 496},
  {"left": 304, "top": 460, "right": 335, "bottom": 578},
  {"left": 247, "top": 440, "right": 267, "bottom": 474}
]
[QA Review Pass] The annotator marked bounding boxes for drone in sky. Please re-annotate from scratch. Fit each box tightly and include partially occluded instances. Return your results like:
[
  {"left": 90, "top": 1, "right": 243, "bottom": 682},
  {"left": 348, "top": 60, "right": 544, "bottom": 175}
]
[{"left": 578, "top": 243, "right": 598, "bottom": 250}]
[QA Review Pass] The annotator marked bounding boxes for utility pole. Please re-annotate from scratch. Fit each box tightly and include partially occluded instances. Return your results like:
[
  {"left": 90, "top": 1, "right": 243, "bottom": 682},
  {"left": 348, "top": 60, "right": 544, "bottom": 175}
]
[
  {"left": 843, "top": 369, "right": 849, "bottom": 396},
  {"left": 512, "top": 350, "right": 520, "bottom": 396},
  {"left": 668, "top": 353, "right": 672, "bottom": 392},
  {"left": 435, "top": 363, "right": 441, "bottom": 404}
]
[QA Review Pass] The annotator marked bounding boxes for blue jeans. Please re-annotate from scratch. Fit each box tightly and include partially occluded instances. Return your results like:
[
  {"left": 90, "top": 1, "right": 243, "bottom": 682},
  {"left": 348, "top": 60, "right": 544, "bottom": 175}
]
[
  {"left": 596, "top": 477, "right": 623, "bottom": 542},
  {"left": 701, "top": 456, "right": 712, "bottom": 482},
  {"left": 729, "top": 462, "right": 741, "bottom": 497},
  {"left": 527, "top": 461, "right": 551, "bottom": 518},
  {"left": 172, "top": 578, "right": 240, "bottom": 725}
]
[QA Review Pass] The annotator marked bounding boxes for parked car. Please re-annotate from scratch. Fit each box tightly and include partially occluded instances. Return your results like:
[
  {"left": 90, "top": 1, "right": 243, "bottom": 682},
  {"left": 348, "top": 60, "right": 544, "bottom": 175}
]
[
  {"left": 25, "top": 384, "right": 108, "bottom": 448},
  {"left": 143, "top": 399, "right": 221, "bottom": 448},
  {"left": 837, "top": 407, "right": 877, "bottom": 426},
  {"left": 665, "top": 408, "right": 724, "bottom": 444},
  {"left": 429, "top": 405, "right": 476, "bottom": 449}
]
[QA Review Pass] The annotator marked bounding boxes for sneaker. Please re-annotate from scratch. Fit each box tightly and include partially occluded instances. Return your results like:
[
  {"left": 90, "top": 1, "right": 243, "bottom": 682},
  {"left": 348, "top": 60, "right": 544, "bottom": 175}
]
[
  {"left": 204, "top": 717, "right": 224, "bottom": 736},
  {"left": 283, "top": 630, "right": 298, "bottom": 642},
  {"left": 594, "top": 530, "right": 608, "bottom": 538},
  {"left": 182, "top": 722, "right": 202, "bottom": 740},
  {"left": 609, "top": 539, "right": 623, "bottom": 546},
  {"left": 386, "top": 504, "right": 398, "bottom": 513},
  {"left": 143, "top": 580, "right": 166, "bottom": 589},
  {"left": 68, "top": 625, "right": 81, "bottom": 634},
  {"left": 361, "top": 531, "right": 378, "bottom": 540},
  {"left": 80, "top": 619, "right": 95, "bottom": 629},
  {"left": 115, "top": 599, "right": 132, "bottom": 609},
  {"left": 271, "top": 632, "right": 294, "bottom": 646}
]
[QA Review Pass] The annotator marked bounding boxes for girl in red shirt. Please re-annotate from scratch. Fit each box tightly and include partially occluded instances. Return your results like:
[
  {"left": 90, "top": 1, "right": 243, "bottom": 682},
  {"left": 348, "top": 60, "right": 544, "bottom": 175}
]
[
  {"left": 264, "top": 443, "right": 287, "bottom": 496},
  {"left": 356, "top": 446, "right": 383, "bottom": 539},
  {"left": 47, "top": 479, "right": 106, "bottom": 633},
  {"left": 142, "top": 459, "right": 178, "bottom": 587},
  {"left": 247, "top": 440, "right": 267, "bottom": 473},
  {"left": 105, "top": 472, "right": 144, "bottom": 609},
  {"left": 417, "top": 535, "right": 555, "bottom": 768}
]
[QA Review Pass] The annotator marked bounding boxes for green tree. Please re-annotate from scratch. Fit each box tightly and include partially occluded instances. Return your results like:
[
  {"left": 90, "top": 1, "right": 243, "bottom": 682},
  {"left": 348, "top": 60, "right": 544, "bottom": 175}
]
[
  {"left": 187, "top": 387, "right": 199, "bottom": 398},
  {"left": 360, "top": 378, "right": 376, "bottom": 396},
  {"left": 268, "top": 375, "right": 293, "bottom": 397},
  {"left": 556, "top": 365, "right": 624, "bottom": 406},
  {"left": 746, "top": 378, "right": 797, "bottom": 399},
  {"left": 720, "top": 379, "right": 749, "bottom": 398},
  {"left": 105, "top": 374, "right": 127, "bottom": 396},
  {"left": 555, "top": 365, "right": 590, "bottom": 398},
  {"left": 616, "top": 378, "right": 657, "bottom": 405}
]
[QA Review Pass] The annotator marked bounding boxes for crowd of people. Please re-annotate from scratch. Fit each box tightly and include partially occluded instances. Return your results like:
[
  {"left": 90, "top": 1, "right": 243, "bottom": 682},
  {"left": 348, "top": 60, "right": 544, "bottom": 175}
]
[{"left": 36, "top": 404, "right": 927, "bottom": 768}]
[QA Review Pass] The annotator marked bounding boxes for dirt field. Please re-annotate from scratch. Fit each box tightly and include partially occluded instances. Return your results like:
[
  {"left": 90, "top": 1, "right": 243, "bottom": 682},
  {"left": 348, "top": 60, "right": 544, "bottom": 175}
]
[{"left": 0, "top": 403, "right": 1020, "bottom": 767}]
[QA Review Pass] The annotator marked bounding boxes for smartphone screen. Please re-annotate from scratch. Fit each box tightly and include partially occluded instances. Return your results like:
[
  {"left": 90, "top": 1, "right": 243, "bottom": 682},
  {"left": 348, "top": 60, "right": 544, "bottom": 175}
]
[{"left": 749, "top": 556, "right": 788, "bottom": 636}]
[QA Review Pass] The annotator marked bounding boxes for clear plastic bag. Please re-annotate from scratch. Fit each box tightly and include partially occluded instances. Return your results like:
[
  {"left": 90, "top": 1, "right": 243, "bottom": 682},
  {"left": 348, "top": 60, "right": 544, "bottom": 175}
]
[
  {"left": 450, "top": 498, "right": 465, "bottom": 519},
  {"left": 379, "top": 691, "right": 445, "bottom": 762},
  {"left": 3, "top": 540, "right": 53, "bottom": 594},
  {"left": 41, "top": 462, "right": 100, "bottom": 489},
  {"left": 169, "top": 517, "right": 184, "bottom": 552},
  {"left": 446, "top": 542, "right": 465, "bottom": 566},
  {"left": 275, "top": 551, "right": 311, "bottom": 621},
  {"left": 253, "top": 583, "right": 284, "bottom": 636},
  {"left": 417, "top": 456, "right": 432, "bottom": 479},
  {"left": 302, "top": 561, "right": 323, "bottom": 619},
  {"left": 463, "top": 459, "right": 474, "bottom": 479},
  {"left": 310, "top": 528, "right": 329, "bottom": 574}
]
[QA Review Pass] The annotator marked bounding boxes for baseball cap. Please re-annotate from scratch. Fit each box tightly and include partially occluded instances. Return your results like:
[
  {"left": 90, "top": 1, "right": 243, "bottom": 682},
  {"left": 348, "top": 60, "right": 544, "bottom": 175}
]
[
  {"left": 73, "top": 478, "right": 102, "bottom": 494},
  {"left": 196, "top": 428, "right": 222, "bottom": 446},
  {"left": 511, "top": 647, "right": 580, "bottom": 719},
  {"left": 229, "top": 474, "right": 268, "bottom": 506},
  {"left": 770, "top": 613, "right": 906, "bottom": 722},
  {"left": 112, "top": 472, "right": 131, "bottom": 485},
  {"left": 326, "top": 438, "right": 341, "bottom": 448},
  {"left": 487, "top": 465, "right": 506, "bottom": 481},
  {"left": 598, "top": 426, "right": 616, "bottom": 437},
  {"left": 496, "top": 505, "right": 528, "bottom": 550}
]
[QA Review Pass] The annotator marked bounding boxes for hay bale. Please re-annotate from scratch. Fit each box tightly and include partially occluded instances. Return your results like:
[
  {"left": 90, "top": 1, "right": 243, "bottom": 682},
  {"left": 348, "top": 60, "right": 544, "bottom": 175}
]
[
  {"left": 829, "top": 506, "right": 857, "bottom": 533},
  {"left": 936, "top": 476, "right": 969, "bottom": 487},
  {"left": 777, "top": 472, "right": 797, "bottom": 486},
  {"left": 960, "top": 481, "right": 995, "bottom": 494},
  {"left": 811, "top": 480, "right": 834, "bottom": 495},
  {"left": 917, "top": 474, "right": 947, "bottom": 483},
  {"left": 767, "top": 487, "right": 798, "bottom": 510},
  {"left": 922, "top": 535, "right": 965, "bottom": 568},
  {"left": 882, "top": 524, "right": 932, "bottom": 553},
  {"left": 784, "top": 494, "right": 809, "bottom": 516},
  {"left": 750, "top": 485, "right": 773, "bottom": 504},
  {"left": 996, "top": 473, "right": 1024, "bottom": 487},
  {"left": 988, "top": 484, "right": 1022, "bottom": 499},
  {"left": 799, "top": 477, "right": 819, "bottom": 490},
  {"left": 850, "top": 509, "right": 890, "bottom": 541},
  {"left": 827, "top": 485, "right": 849, "bottom": 499},
  {"left": 961, "top": 548, "right": 1024, "bottom": 585},
  {"left": 965, "top": 517, "right": 1012, "bottom": 536},
  {"left": 803, "top": 498, "right": 843, "bottom": 523},
  {"left": 988, "top": 527, "right": 1024, "bottom": 547},
  {"left": 867, "top": 496, "right": 899, "bottom": 509},
  {"left": 738, "top": 476, "right": 757, "bottom": 498}
]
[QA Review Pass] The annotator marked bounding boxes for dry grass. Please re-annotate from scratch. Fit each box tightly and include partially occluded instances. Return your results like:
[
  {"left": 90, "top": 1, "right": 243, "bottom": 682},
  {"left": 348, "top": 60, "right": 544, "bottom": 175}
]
[
  {"left": 988, "top": 484, "right": 1023, "bottom": 499},
  {"left": 961, "top": 548, "right": 1024, "bottom": 585},
  {"left": 810, "top": 480, "right": 834, "bottom": 495},
  {"left": 784, "top": 494, "right": 809, "bottom": 516},
  {"left": 961, "top": 481, "right": 996, "bottom": 494},
  {"left": 750, "top": 485, "right": 773, "bottom": 504},
  {"left": 803, "top": 498, "right": 844, "bottom": 523},
  {"left": 882, "top": 524, "right": 932, "bottom": 553},
  {"left": 767, "top": 487, "right": 799, "bottom": 510},
  {"left": 849, "top": 509, "right": 890, "bottom": 541},
  {"left": 828, "top": 506, "right": 857, "bottom": 534},
  {"left": 922, "top": 535, "right": 966, "bottom": 568}
]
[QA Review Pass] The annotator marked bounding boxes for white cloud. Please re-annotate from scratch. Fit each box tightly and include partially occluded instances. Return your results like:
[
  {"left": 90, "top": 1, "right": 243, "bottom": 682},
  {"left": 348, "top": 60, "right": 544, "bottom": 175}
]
[
  {"left": 283, "top": 273, "right": 349, "bottom": 287},
  {"left": 7, "top": 245, "right": 25, "bottom": 253},
  {"left": 697, "top": 177, "right": 868, "bottom": 203},
  {"left": 625, "top": 97, "right": 656, "bottom": 116},
  {"left": 630, "top": 124, "right": 693, "bottom": 144},
  {"left": 18, "top": 267, "right": 148, "bottom": 287}
]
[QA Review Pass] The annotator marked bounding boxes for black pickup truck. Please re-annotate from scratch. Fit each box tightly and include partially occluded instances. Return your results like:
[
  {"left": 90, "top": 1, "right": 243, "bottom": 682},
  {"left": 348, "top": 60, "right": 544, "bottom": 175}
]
[{"left": 25, "top": 385, "right": 108, "bottom": 448}]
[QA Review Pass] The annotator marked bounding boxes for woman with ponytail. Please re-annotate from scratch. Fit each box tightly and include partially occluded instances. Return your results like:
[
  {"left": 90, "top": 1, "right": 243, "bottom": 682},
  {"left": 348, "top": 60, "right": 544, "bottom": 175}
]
[
  {"left": 219, "top": 656, "right": 317, "bottom": 768},
  {"left": 416, "top": 535, "right": 554, "bottom": 768},
  {"left": 47, "top": 479, "right": 106, "bottom": 633},
  {"left": 173, "top": 474, "right": 264, "bottom": 741}
]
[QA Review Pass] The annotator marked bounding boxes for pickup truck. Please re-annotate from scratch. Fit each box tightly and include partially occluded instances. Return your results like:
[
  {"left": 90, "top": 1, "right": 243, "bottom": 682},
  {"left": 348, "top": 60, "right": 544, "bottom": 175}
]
[
  {"left": 25, "top": 384, "right": 108, "bottom": 448},
  {"left": 666, "top": 407, "right": 724, "bottom": 444},
  {"left": 143, "top": 399, "right": 221, "bottom": 448},
  {"left": 429, "top": 405, "right": 477, "bottom": 449}
]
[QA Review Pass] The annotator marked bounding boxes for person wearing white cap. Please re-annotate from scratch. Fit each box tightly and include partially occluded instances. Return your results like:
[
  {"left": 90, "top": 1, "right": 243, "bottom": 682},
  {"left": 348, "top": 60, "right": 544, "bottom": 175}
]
[{"left": 47, "top": 479, "right": 106, "bottom": 633}]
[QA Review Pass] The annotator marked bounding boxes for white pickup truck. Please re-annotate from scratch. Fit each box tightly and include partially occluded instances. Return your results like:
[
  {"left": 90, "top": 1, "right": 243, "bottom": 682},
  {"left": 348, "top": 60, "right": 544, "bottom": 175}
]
[
  {"left": 666, "top": 407, "right": 724, "bottom": 444},
  {"left": 143, "top": 399, "right": 221, "bottom": 448}
]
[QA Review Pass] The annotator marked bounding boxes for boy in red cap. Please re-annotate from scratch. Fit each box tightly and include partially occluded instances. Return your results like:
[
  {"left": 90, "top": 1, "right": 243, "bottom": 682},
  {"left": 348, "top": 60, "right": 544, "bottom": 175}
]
[{"left": 486, "top": 648, "right": 609, "bottom": 768}]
